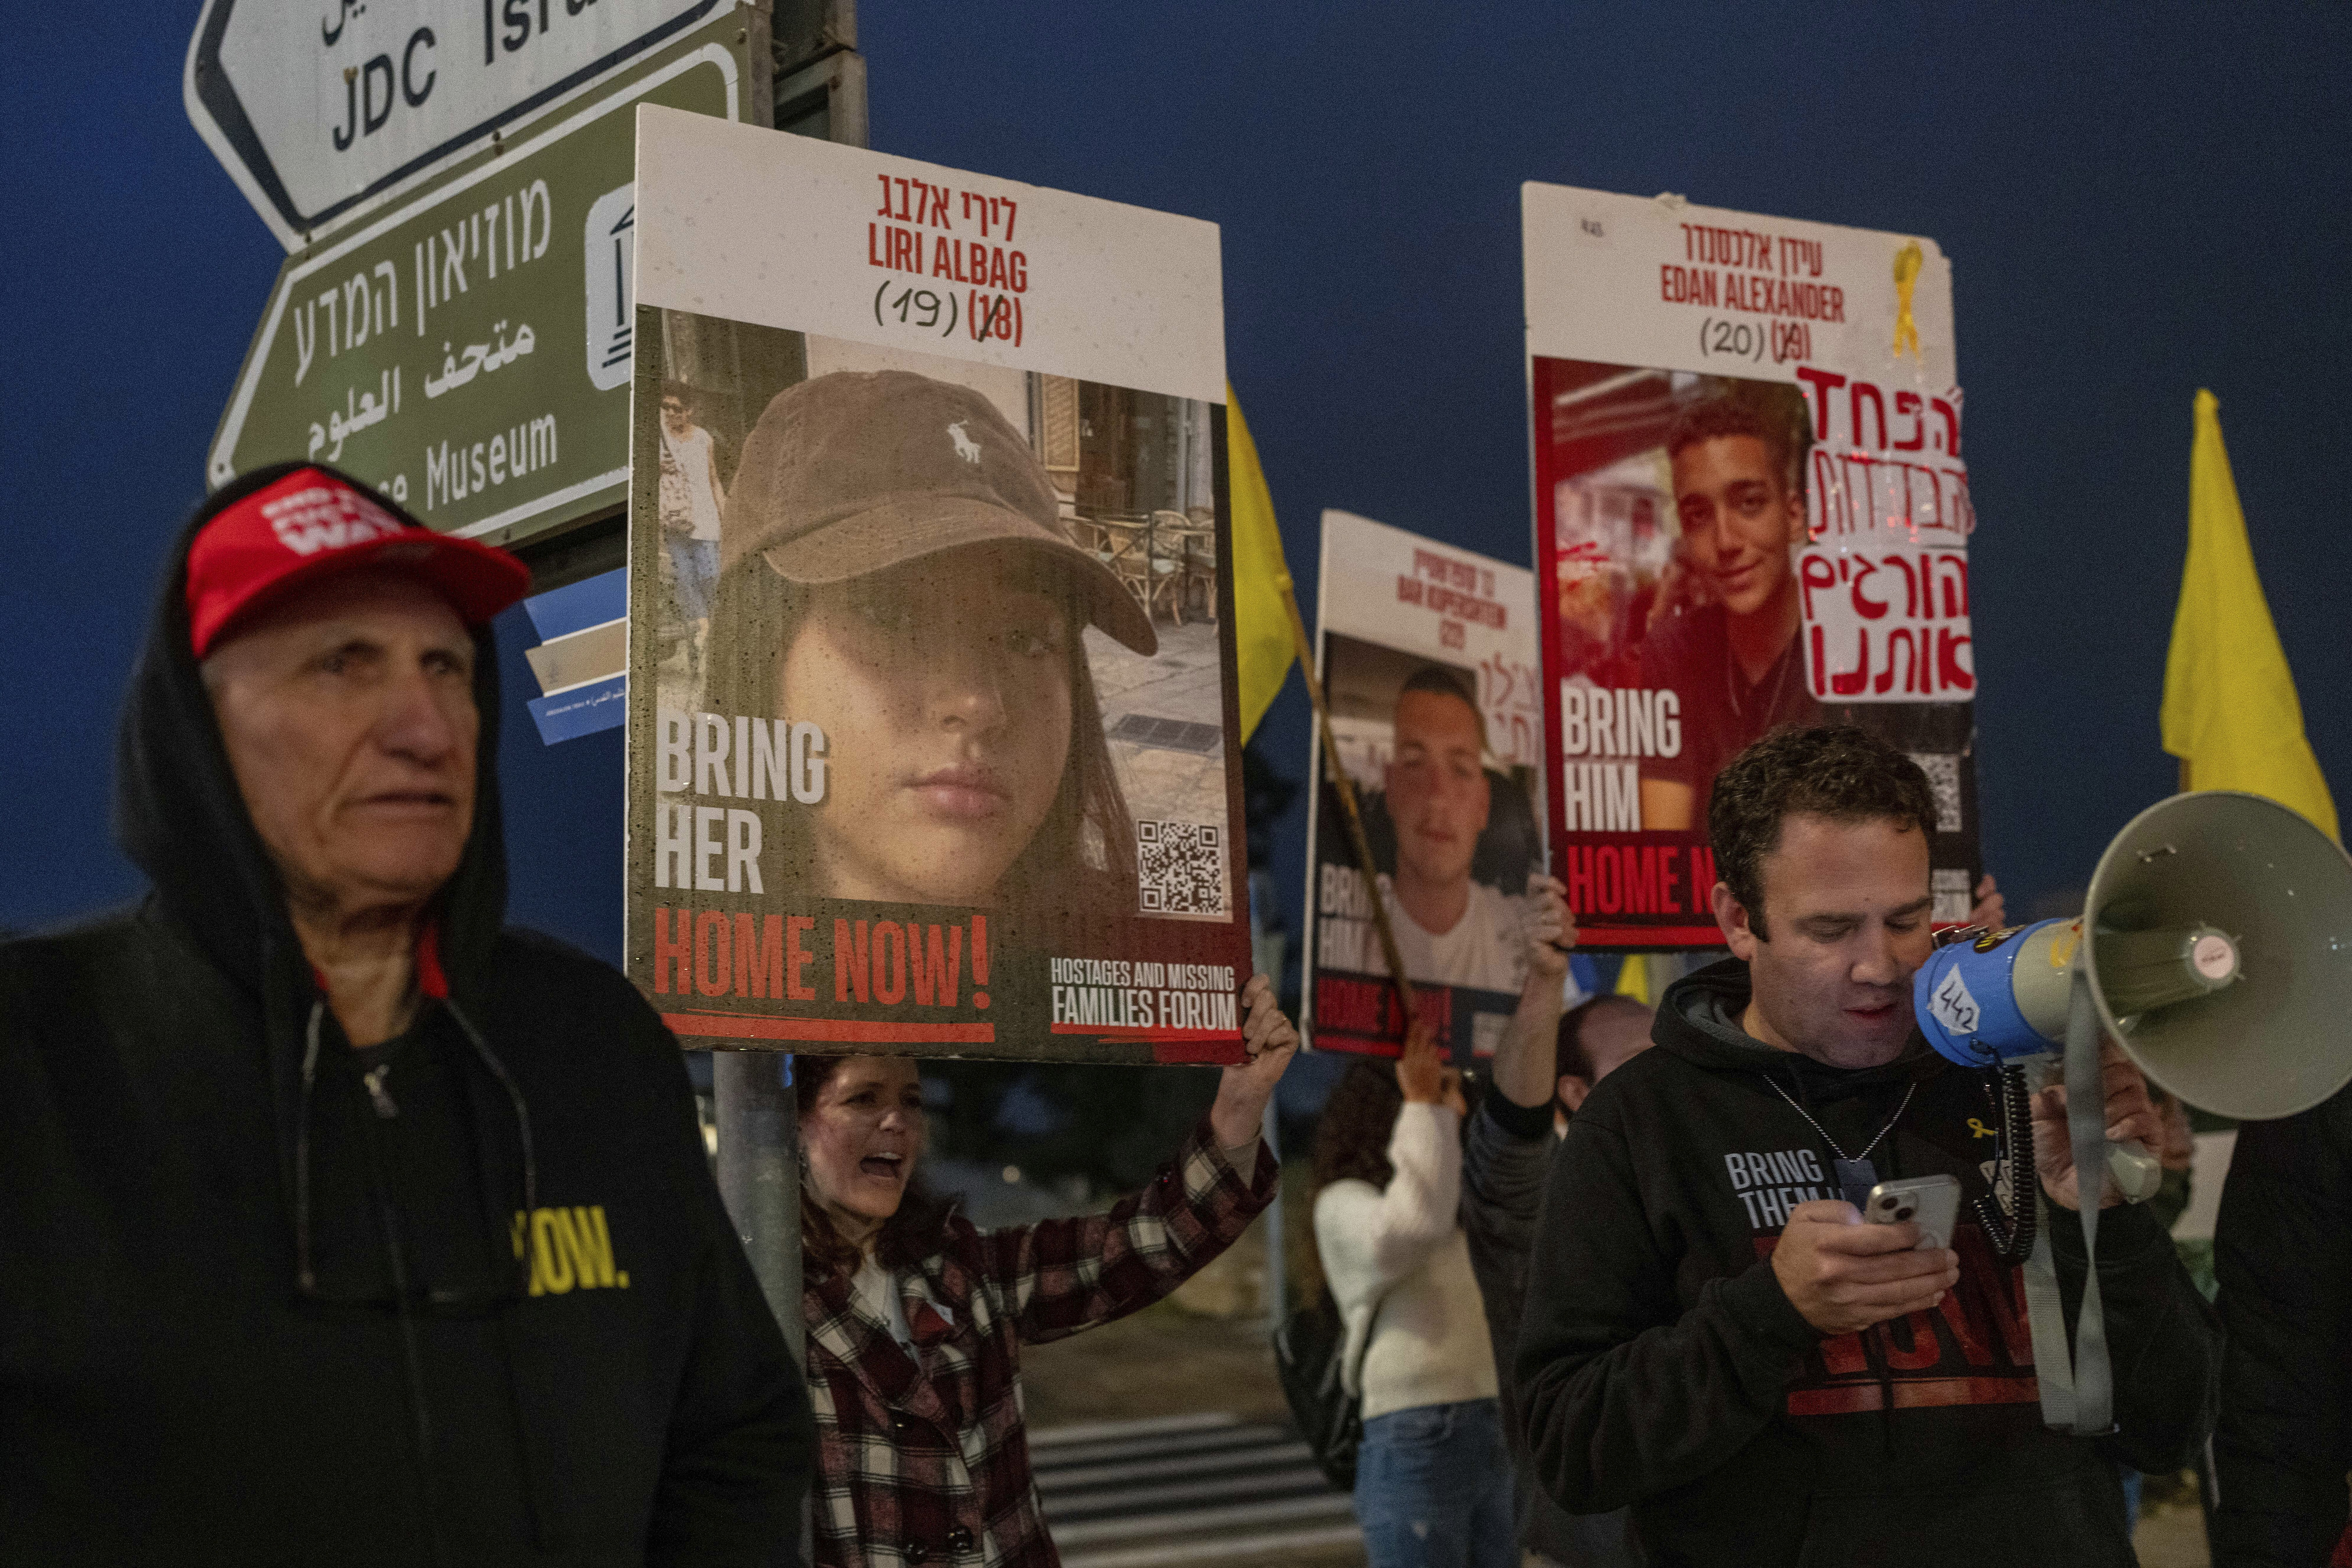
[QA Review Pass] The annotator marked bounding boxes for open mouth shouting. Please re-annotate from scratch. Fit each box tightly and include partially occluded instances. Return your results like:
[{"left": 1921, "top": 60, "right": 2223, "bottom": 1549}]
[{"left": 857, "top": 1150, "right": 909, "bottom": 1186}]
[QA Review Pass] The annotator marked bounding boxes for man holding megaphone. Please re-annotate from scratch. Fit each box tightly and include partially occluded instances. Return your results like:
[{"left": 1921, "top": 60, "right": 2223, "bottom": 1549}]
[{"left": 1516, "top": 725, "right": 2220, "bottom": 1567}]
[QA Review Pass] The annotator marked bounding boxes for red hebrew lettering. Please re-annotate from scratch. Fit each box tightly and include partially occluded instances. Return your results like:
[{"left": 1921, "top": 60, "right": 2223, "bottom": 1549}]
[
  {"left": 1938, "top": 628, "right": 1975, "bottom": 691},
  {"left": 1893, "top": 392, "right": 1926, "bottom": 452},
  {"left": 1811, "top": 626, "right": 1871, "bottom": 697},
  {"left": 1849, "top": 381, "right": 1887, "bottom": 452},
  {"left": 1883, "top": 554, "right": 1918, "bottom": 619},
  {"left": 1874, "top": 628, "right": 1915, "bottom": 695},
  {"left": 1796, "top": 367, "right": 1847, "bottom": 442},
  {"left": 1931, "top": 397, "right": 1961, "bottom": 457},
  {"left": 1848, "top": 557, "right": 1889, "bottom": 620},
  {"left": 1798, "top": 552, "right": 1840, "bottom": 618},
  {"left": 1934, "top": 554, "right": 1969, "bottom": 617}
]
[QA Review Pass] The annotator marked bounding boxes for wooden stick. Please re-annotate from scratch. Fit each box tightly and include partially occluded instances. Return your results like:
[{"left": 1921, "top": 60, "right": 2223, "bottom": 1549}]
[{"left": 1272, "top": 563, "right": 1417, "bottom": 1025}]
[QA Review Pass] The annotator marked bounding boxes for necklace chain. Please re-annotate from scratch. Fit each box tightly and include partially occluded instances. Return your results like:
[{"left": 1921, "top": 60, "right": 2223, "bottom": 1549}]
[{"left": 1763, "top": 1075, "right": 1915, "bottom": 1165}]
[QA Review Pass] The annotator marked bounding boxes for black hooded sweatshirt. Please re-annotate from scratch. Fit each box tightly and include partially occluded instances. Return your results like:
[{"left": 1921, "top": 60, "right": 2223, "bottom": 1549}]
[
  {"left": 1516, "top": 958, "right": 2218, "bottom": 1567},
  {"left": 0, "top": 465, "right": 815, "bottom": 1565}
]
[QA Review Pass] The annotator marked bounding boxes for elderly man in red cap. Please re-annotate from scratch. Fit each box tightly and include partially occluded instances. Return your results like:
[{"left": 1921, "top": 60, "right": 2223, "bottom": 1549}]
[{"left": 0, "top": 464, "right": 813, "bottom": 1566}]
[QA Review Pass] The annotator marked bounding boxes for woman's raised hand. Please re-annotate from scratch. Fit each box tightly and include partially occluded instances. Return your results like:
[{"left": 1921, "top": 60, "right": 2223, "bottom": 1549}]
[
  {"left": 1209, "top": 974, "right": 1299, "bottom": 1149},
  {"left": 1396, "top": 1019, "right": 1448, "bottom": 1106}
]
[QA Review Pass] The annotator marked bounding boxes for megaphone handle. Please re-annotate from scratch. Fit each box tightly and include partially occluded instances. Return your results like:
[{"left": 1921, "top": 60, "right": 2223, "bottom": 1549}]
[
  {"left": 2107, "top": 1138, "right": 2163, "bottom": 1205},
  {"left": 2022, "top": 1062, "right": 2164, "bottom": 1206}
]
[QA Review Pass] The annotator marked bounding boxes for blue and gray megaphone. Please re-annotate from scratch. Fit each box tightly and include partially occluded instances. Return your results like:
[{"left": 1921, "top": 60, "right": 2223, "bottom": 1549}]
[
  {"left": 1913, "top": 790, "right": 2352, "bottom": 1192},
  {"left": 1911, "top": 790, "right": 2352, "bottom": 1438}
]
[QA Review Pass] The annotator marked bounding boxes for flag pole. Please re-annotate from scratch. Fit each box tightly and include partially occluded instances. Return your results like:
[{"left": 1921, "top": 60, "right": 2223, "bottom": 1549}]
[{"left": 1272, "top": 566, "right": 1418, "bottom": 1026}]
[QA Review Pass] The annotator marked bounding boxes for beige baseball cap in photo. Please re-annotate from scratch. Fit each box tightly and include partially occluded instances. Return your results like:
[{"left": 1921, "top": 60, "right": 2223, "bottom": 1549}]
[{"left": 721, "top": 370, "right": 1159, "bottom": 655}]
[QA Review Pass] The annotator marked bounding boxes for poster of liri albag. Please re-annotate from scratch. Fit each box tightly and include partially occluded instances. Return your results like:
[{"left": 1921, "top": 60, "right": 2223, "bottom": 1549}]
[{"left": 624, "top": 107, "right": 1252, "bottom": 1062}]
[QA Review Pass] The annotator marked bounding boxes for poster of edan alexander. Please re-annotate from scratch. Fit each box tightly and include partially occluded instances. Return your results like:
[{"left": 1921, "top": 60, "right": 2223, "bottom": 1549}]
[{"left": 1524, "top": 184, "right": 1984, "bottom": 947}]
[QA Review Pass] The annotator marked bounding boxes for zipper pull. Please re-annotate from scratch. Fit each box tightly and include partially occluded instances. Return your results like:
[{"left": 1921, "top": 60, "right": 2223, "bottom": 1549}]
[{"left": 362, "top": 1065, "right": 399, "bottom": 1119}]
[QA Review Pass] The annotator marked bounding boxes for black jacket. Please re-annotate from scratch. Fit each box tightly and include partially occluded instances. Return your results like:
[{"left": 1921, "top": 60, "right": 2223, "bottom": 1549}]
[
  {"left": 1515, "top": 959, "right": 2219, "bottom": 1567},
  {"left": 0, "top": 465, "right": 815, "bottom": 1565},
  {"left": 2213, "top": 1083, "right": 2352, "bottom": 1567}
]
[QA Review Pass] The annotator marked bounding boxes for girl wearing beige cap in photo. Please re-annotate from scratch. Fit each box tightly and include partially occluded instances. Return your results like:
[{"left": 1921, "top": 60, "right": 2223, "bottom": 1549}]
[{"left": 707, "top": 368, "right": 1161, "bottom": 924}]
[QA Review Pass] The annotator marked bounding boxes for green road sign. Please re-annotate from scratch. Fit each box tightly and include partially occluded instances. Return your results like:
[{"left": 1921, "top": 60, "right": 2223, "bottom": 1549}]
[{"left": 206, "top": 14, "right": 755, "bottom": 550}]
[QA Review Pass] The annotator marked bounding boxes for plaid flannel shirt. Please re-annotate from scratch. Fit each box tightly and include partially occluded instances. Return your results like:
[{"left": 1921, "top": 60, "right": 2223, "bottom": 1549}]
[{"left": 804, "top": 1117, "right": 1277, "bottom": 1568}]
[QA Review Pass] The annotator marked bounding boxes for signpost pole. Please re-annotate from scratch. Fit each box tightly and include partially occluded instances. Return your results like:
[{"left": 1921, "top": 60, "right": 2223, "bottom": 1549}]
[
  {"left": 709, "top": 0, "right": 865, "bottom": 1372},
  {"left": 715, "top": 1052, "right": 802, "bottom": 1348}
]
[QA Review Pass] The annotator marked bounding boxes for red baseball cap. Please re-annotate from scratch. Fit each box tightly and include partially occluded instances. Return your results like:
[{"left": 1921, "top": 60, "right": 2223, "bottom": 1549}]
[{"left": 186, "top": 468, "right": 532, "bottom": 657}]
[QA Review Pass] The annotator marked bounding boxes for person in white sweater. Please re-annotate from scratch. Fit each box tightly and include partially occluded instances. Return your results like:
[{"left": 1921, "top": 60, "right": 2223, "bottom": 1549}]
[{"left": 1312, "top": 1026, "right": 1515, "bottom": 1568}]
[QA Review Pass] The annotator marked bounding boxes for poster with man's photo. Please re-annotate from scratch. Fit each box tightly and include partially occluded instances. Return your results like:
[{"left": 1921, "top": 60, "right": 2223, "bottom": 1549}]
[
  {"left": 1524, "top": 184, "right": 1984, "bottom": 948},
  {"left": 624, "top": 107, "right": 1251, "bottom": 1063},
  {"left": 1301, "top": 511, "right": 1545, "bottom": 1061}
]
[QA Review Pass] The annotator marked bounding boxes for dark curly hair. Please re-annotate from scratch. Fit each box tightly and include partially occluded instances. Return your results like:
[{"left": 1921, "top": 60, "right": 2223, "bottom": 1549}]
[
  {"left": 793, "top": 1054, "right": 961, "bottom": 1283},
  {"left": 1311, "top": 1057, "right": 1406, "bottom": 1193},
  {"left": 1708, "top": 725, "right": 1936, "bottom": 939},
  {"left": 1666, "top": 387, "right": 1809, "bottom": 497}
]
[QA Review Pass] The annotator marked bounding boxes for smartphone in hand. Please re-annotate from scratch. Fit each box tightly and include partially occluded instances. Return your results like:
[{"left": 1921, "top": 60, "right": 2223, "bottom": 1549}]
[{"left": 1864, "top": 1174, "right": 1962, "bottom": 1252}]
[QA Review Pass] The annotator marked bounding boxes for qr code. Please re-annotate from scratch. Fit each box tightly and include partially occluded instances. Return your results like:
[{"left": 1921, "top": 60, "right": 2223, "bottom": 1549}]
[
  {"left": 1932, "top": 867, "right": 1975, "bottom": 924},
  {"left": 1909, "top": 753, "right": 1964, "bottom": 834},
  {"left": 1137, "top": 820, "right": 1225, "bottom": 915}
]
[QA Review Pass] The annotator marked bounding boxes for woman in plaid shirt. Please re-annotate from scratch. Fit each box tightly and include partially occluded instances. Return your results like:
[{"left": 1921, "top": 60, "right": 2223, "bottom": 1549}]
[{"left": 795, "top": 974, "right": 1297, "bottom": 1567}]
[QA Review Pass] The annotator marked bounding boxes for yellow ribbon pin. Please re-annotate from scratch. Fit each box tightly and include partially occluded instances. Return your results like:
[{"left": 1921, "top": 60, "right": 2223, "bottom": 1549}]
[
  {"left": 1892, "top": 241, "right": 1923, "bottom": 359},
  {"left": 1967, "top": 1117, "right": 1997, "bottom": 1140}
]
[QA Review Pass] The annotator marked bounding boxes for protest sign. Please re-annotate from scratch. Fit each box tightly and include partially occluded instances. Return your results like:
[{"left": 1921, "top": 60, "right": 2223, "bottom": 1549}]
[
  {"left": 624, "top": 107, "right": 1250, "bottom": 1062},
  {"left": 1524, "top": 185, "right": 1983, "bottom": 947},
  {"left": 1302, "top": 510, "right": 1544, "bottom": 1060}
]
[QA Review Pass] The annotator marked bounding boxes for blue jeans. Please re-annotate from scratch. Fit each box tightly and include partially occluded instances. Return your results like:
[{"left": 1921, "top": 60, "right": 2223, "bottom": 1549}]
[
  {"left": 1354, "top": 1399, "right": 1516, "bottom": 1568},
  {"left": 665, "top": 535, "right": 719, "bottom": 624}
]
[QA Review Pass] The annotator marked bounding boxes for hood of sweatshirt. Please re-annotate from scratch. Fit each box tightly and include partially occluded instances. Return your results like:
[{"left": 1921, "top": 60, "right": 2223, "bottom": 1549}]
[
  {"left": 111, "top": 460, "right": 513, "bottom": 1189},
  {"left": 1654, "top": 955, "right": 1946, "bottom": 1108}
]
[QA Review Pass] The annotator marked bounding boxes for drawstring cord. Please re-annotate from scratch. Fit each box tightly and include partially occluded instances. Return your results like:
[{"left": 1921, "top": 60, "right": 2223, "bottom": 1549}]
[
  {"left": 304, "top": 991, "right": 552, "bottom": 1557},
  {"left": 444, "top": 998, "right": 537, "bottom": 1226},
  {"left": 306, "top": 998, "right": 454, "bottom": 1568},
  {"left": 445, "top": 996, "right": 554, "bottom": 1552},
  {"left": 1778, "top": 1060, "right": 1909, "bottom": 1454}
]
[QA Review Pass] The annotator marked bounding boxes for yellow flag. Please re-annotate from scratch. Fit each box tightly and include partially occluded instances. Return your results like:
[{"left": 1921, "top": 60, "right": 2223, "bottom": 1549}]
[
  {"left": 1226, "top": 388, "right": 1297, "bottom": 742},
  {"left": 1615, "top": 955, "right": 1650, "bottom": 1005},
  {"left": 2160, "top": 390, "right": 2339, "bottom": 842}
]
